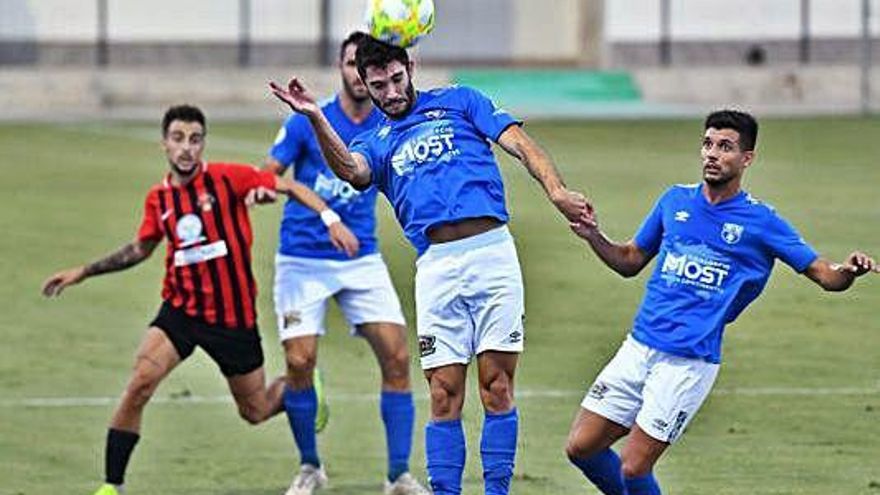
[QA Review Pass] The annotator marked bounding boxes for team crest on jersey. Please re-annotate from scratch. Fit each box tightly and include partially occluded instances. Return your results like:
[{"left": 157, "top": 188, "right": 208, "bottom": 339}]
[
  {"left": 197, "top": 192, "right": 215, "bottom": 212},
  {"left": 587, "top": 381, "right": 609, "bottom": 401},
  {"left": 419, "top": 335, "right": 437, "bottom": 357},
  {"left": 283, "top": 310, "right": 302, "bottom": 329},
  {"left": 176, "top": 214, "right": 206, "bottom": 247},
  {"left": 721, "top": 223, "right": 744, "bottom": 245},
  {"left": 377, "top": 125, "right": 392, "bottom": 139},
  {"left": 424, "top": 109, "right": 446, "bottom": 120}
]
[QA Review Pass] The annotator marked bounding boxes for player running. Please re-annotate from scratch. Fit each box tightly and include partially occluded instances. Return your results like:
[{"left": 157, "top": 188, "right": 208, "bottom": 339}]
[
  {"left": 262, "top": 32, "right": 427, "bottom": 495},
  {"left": 41, "top": 104, "right": 358, "bottom": 495},
  {"left": 269, "top": 36, "right": 588, "bottom": 495},
  {"left": 564, "top": 110, "right": 878, "bottom": 494}
]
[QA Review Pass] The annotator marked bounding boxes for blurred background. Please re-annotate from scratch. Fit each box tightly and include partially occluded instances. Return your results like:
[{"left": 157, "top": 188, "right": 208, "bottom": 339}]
[
  {"left": 2, "top": 2, "right": 878, "bottom": 494},
  {"left": 1, "top": 0, "right": 878, "bottom": 119}
]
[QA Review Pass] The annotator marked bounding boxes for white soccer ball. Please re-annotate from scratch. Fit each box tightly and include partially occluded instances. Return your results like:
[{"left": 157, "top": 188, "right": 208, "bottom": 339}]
[{"left": 365, "top": 0, "right": 435, "bottom": 49}]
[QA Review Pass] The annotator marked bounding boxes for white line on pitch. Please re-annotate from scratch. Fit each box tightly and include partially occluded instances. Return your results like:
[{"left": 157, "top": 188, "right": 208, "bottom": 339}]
[{"left": 1, "top": 386, "right": 877, "bottom": 409}]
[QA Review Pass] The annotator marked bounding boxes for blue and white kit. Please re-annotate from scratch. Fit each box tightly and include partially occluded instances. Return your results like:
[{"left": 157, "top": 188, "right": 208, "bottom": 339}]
[
  {"left": 349, "top": 85, "right": 524, "bottom": 368},
  {"left": 269, "top": 95, "right": 404, "bottom": 338},
  {"left": 582, "top": 183, "right": 818, "bottom": 441}
]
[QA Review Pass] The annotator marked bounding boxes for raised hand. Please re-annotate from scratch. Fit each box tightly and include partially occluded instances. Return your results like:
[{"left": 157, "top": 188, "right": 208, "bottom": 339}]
[
  {"left": 42, "top": 266, "right": 86, "bottom": 297},
  {"left": 831, "top": 251, "right": 879, "bottom": 276},
  {"left": 269, "top": 78, "right": 320, "bottom": 116},
  {"left": 328, "top": 222, "right": 360, "bottom": 258}
]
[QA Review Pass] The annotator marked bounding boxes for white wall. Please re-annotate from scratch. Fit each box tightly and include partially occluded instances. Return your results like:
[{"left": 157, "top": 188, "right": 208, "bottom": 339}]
[
  {"left": 0, "top": 0, "right": 97, "bottom": 40},
  {"left": 0, "top": 0, "right": 323, "bottom": 41},
  {"left": 0, "top": 0, "right": 584, "bottom": 62},
  {"left": 512, "top": 0, "right": 582, "bottom": 60},
  {"left": 606, "top": 0, "right": 878, "bottom": 42}
]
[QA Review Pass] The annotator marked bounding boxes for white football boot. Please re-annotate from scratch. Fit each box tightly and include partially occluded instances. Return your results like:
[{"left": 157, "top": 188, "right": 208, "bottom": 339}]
[
  {"left": 284, "top": 464, "right": 328, "bottom": 495},
  {"left": 384, "top": 472, "right": 431, "bottom": 495}
]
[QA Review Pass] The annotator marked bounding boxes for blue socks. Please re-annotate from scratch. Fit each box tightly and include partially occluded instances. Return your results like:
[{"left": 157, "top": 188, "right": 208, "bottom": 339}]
[
  {"left": 425, "top": 410, "right": 519, "bottom": 495},
  {"left": 625, "top": 472, "right": 662, "bottom": 495},
  {"left": 481, "top": 408, "right": 518, "bottom": 495},
  {"left": 381, "top": 390, "right": 415, "bottom": 482},
  {"left": 283, "top": 386, "right": 320, "bottom": 467},
  {"left": 425, "top": 418, "right": 466, "bottom": 495},
  {"left": 568, "top": 448, "right": 626, "bottom": 495}
]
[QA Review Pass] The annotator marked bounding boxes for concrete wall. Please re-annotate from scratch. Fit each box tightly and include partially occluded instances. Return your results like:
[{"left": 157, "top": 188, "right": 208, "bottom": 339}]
[
  {"left": 2, "top": 65, "right": 876, "bottom": 120},
  {"left": 605, "top": 0, "right": 880, "bottom": 67},
  {"left": 0, "top": 0, "right": 592, "bottom": 66}
]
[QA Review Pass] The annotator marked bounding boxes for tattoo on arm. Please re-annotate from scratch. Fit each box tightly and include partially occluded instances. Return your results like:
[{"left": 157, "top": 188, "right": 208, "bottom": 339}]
[{"left": 83, "top": 242, "right": 152, "bottom": 277}]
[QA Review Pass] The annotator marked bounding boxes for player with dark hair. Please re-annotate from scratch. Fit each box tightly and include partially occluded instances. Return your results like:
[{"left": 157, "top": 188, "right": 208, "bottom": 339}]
[
  {"left": 269, "top": 36, "right": 588, "bottom": 495},
  {"left": 262, "top": 32, "right": 428, "bottom": 495},
  {"left": 42, "top": 104, "right": 359, "bottom": 495},
  {"left": 564, "top": 109, "right": 877, "bottom": 494}
]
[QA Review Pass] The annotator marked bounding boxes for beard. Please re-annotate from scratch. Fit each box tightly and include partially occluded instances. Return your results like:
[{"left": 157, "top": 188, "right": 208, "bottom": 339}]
[
  {"left": 704, "top": 171, "right": 735, "bottom": 187},
  {"left": 372, "top": 80, "right": 416, "bottom": 119},
  {"left": 170, "top": 159, "right": 199, "bottom": 179},
  {"left": 342, "top": 77, "right": 370, "bottom": 104}
]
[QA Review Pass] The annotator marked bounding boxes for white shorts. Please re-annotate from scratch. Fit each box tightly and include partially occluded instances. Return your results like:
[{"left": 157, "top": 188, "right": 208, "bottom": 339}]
[
  {"left": 580, "top": 335, "right": 720, "bottom": 443},
  {"left": 415, "top": 225, "right": 525, "bottom": 370},
  {"left": 273, "top": 253, "right": 406, "bottom": 341}
]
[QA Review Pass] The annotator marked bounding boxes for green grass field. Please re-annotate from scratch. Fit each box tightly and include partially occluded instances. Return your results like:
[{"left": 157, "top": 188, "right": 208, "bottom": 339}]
[{"left": 1, "top": 117, "right": 878, "bottom": 495}]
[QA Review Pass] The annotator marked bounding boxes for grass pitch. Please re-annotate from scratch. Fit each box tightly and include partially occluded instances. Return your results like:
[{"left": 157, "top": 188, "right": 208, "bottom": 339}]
[{"left": 1, "top": 117, "right": 878, "bottom": 494}]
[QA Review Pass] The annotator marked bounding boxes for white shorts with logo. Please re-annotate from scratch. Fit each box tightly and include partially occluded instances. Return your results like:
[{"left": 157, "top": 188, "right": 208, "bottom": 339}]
[
  {"left": 580, "top": 335, "right": 720, "bottom": 443},
  {"left": 273, "top": 253, "right": 406, "bottom": 341},
  {"left": 415, "top": 225, "right": 525, "bottom": 370}
]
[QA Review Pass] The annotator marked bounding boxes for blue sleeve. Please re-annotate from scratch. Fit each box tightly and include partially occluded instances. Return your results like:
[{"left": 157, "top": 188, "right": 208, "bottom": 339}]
[
  {"left": 462, "top": 86, "right": 522, "bottom": 142},
  {"left": 633, "top": 192, "right": 667, "bottom": 255},
  {"left": 268, "top": 116, "right": 307, "bottom": 169},
  {"left": 763, "top": 211, "right": 819, "bottom": 273},
  {"left": 349, "top": 130, "right": 381, "bottom": 186}
]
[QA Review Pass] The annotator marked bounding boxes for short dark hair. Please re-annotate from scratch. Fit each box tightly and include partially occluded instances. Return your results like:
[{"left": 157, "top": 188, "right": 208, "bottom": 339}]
[
  {"left": 162, "top": 104, "right": 206, "bottom": 137},
  {"left": 704, "top": 110, "right": 758, "bottom": 151},
  {"left": 355, "top": 35, "right": 410, "bottom": 80},
  {"left": 339, "top": 31, "right": 370, "bottom": 61}
]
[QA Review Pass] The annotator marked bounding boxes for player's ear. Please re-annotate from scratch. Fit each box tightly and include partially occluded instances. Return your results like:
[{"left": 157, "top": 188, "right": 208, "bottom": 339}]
[
  {"left": 742, "top": 150, "right": 755, "bottom": 169},
  {"left": 407, "top": 59, "right": 416, "bottom": 78}
]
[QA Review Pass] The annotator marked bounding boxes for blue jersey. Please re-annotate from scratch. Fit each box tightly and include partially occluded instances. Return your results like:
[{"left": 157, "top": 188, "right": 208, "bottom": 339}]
[
  {"left": 349, "top": 86, "right": 520, "bottom": 255},
  {"left": 269, "top": 95, "right": 384, "bottom": 260},
  {"left": 631, "top": 184, "right": 818, "bottom": 363}
]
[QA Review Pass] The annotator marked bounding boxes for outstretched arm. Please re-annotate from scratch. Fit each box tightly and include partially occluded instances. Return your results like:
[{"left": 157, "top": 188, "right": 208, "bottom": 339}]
[
  {"left": 569, "top": 207, "right": 653, "bottom": 278},
  {"left": 269, "top": 78, "right": 372, "bottom": 189},
  {"left": 803, "top": 252, "right": 878, "bottom": 291},
  {"left": 42, "top": 239, "right": 159, "bottom": 297},
  {"left": 496, "top": 125, "right": 589, "bottom": 222},
  {"left": 272, "top": 176, "right": 359, "bottom": 257}
]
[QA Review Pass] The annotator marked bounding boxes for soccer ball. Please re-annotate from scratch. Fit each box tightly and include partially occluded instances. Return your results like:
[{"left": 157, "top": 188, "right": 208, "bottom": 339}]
[{"left": 365, "top": 0, "right": 435, "bottom": 48}]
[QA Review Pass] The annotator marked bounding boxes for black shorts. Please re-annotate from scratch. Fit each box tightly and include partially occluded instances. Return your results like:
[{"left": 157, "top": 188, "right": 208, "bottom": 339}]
[{"left": 149, "top": 301, "right": 264, "bottom": 377}]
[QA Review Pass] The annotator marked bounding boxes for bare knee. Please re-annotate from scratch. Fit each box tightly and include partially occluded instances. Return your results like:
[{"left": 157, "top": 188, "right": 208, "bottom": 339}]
[
  {"left": 479, "top": 374, "right": 513, "bottom": 413},
  {"left": 380, "top": 346, "right": 411, "bottom": 391},
  {"left": 121, "top": 367, "right": 162, "bottom": 410},
  {"left": 620, "top": 455, "right": 654, "bottom": 479},
  {"left": 285, "top": 350, "right": 316, "bottom": 388},
  {"left": 427, "top": 373, "right": 464, "bottom": 419},
  {"left": 237, "top": 405, "right": 266, "bottom": 425},
  {"left": 565, "top": 435, "right": 594, "bottom": 461}
]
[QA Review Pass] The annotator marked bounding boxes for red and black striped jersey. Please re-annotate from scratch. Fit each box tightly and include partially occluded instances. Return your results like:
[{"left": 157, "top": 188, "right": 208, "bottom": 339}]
[{"left": 137, "top": 162, "right": 276, "bottom": 330}]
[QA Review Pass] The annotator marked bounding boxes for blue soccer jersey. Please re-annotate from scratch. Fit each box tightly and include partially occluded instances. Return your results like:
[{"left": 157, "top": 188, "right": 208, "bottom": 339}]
[
  {"left": 349, "top": 86, "right": 520, "bottom": 255},
  {"left": 631, "top": 184, "right": 818, "bottom": 363},
  {"left": 269, "top": 95, "right": 384, "bottom": 260}
]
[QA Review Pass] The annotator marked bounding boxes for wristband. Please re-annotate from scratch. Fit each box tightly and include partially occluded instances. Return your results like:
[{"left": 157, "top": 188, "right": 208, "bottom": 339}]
[{"left": 320, "top": 209, "right": 341, "bottom": 227}]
